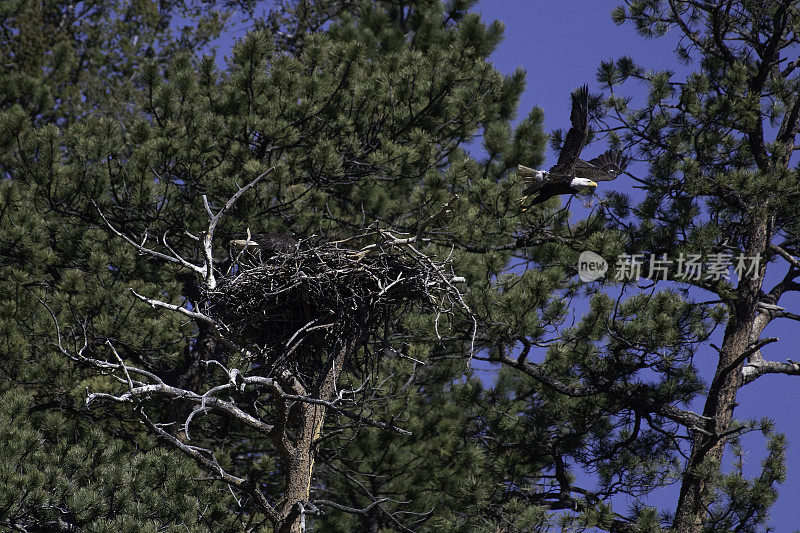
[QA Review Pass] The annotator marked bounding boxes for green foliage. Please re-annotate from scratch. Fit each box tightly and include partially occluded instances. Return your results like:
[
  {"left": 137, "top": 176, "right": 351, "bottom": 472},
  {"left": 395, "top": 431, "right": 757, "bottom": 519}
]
[
  {"left": 1, "top": 0, "right": 554, "bottom": 529},
  {"left": 5, "top": 0, "right": 796, "bottom": 531},
  {"left": 0, "top": 391, "right": 238, "bottom": 531},
  {"left": 0, "top": 0, "right": 243, "bottom": 172},
  {"left": 0, "top": 1, "right": 259, "bottom": 530},
  {"left": 591, "top": 1, "right": 800, "bottom": 529},
  {"left": 703, "top": 426, "right": 786, "bottom": 532}
]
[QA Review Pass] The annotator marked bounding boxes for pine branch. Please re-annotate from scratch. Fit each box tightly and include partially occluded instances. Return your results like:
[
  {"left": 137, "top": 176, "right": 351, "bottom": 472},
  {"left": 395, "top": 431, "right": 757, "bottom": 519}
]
[
  {"left": 496, "top": 352, "right": 714, "bottom": 434},
  {"left": 770, "top": 243, "right": 800, "bottom": 270},
  {"left": 86, "top": 382, "right": 276, "bottom": 434},
  {"left": 742, "top": 355, "right": 800, "bottom": 384},
  {"left": 94, "top": 201, "right": 205, "bottom": 276},
  {"left": 138, "top": 409, "right": 279, "bottom": 523}
]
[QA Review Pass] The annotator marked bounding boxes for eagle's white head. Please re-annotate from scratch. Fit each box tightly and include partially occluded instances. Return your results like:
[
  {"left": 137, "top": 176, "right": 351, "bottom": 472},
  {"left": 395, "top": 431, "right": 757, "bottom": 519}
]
[{"left": 570, "top": 177, "right": 598, "bottom": 193}]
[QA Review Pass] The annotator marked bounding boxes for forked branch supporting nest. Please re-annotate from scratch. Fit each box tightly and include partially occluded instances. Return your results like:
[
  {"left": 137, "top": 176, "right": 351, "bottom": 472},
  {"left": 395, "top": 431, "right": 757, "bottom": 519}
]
[{"left": 78, "top": 175, "right": 474, "bottom": 530}]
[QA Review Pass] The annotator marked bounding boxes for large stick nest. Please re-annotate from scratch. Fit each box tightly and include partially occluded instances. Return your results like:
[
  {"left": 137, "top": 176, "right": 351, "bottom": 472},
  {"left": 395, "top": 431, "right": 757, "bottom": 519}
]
[{"left": 206, "top": 239, "right": 458, "bottom": 376}]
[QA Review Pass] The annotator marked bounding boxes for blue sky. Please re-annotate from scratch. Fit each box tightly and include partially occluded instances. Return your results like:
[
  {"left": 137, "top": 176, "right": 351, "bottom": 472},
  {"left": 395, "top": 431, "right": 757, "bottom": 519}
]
[{"left": 210, "top": 1, "right": 800, "bottom": 528}]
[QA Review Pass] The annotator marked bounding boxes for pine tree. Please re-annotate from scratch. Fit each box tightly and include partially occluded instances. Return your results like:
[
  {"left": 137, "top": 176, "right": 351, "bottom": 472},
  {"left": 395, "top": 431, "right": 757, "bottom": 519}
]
[
  {"left": 590, "top": 1, "right": 800, "bottom": 530},
  {"left": 13, "top": 1, "right": 796, "bottom": 532},
  {"left": 0, "top": 1, "right": 256, "bottom": 531},
  {"left": 325, "top": 1, "right": 800, "bottom": 531},
  {"left": 3, "top": 0, "right": 553, "bottom": 531},
  {"left": 292, "top": 2, "right": 800, "bottom": 531},
  {"left": 436, "top": 2, "right": 800, "bottom": 530}
]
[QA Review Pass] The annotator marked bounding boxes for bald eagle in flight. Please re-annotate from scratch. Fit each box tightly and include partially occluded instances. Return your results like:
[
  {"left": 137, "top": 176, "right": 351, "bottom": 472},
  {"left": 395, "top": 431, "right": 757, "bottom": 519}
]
[{"left": 518, "top": 85, "right": 628, "bottom": 209}]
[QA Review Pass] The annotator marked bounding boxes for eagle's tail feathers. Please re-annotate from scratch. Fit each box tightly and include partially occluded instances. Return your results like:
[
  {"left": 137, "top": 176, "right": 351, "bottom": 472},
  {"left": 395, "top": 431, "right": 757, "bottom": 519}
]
[{"left": 517, "top": 164, "right": 539, "bottom": 178}]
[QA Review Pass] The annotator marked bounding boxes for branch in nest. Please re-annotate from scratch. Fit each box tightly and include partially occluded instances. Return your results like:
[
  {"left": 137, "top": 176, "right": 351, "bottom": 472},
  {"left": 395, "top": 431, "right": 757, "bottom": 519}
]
[
  {"left": 95, "top": 167, "right": 274, "bottom": 291},
  {"left": 205, "top": 237, "right": 472, "bottom": 374}
]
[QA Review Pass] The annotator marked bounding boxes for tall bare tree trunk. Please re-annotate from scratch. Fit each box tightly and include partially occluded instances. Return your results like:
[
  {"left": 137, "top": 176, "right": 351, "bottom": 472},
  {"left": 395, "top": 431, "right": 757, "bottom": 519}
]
[
  {"left": 275, "top": 339, "right": 351, "bottom": 533},
  {"left": 673, "top": 217, "right": 771, "bottom": 532}
]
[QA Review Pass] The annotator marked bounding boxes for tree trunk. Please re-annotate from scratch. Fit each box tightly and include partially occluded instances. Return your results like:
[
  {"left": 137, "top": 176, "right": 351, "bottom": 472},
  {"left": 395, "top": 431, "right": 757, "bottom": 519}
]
[
  {"left": 275, "top": 339, "right": 351, "bottom": 533},
  {"left": 673, "top": 217, "right": 771, "bottom": 532}
]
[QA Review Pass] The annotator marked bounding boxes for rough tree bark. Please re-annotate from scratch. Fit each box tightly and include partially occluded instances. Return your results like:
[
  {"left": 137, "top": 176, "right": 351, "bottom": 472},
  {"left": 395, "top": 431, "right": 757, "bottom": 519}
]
[
  {"left": 275, "top": 337, "right": 353, "bottom": 533},
  {"left": 673, "top": 217, "right": 771, "bottom": 532}
]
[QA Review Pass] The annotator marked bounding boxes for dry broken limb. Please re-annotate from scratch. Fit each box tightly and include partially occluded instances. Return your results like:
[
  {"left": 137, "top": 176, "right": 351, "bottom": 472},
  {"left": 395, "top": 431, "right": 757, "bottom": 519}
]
[
  {"left": 48, "top": 173, "right": 476, "bottom": 533},
  {"left": 740, "top": 268, "right": 800, "bottom": 383}
]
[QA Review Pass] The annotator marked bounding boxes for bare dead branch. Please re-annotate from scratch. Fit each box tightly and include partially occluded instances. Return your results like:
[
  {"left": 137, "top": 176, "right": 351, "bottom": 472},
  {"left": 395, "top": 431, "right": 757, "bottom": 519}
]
[
  {"left": 86, "top": 382, "right": 275, "bottom": 434},
  {"left": 129, "top": 288, "right": 216, "bottom": 326},
  {"left": 770, "top": 242, "right": 800, "bottom": 269},
  {"left": 138, "top": 409, "right": 279, "bottom": 523},
  {"left": 313, "top": 498, "right": 389, "bottom": 515},
  {"left": 106, "top": 340, "right": 134, "bottom": 391},
  {"left": 200, "top": 168, "right": 275, "bottom": 290},
  {"left": 93, "top": 200, "right": 205, "bottom": 276},
  {"left": 742, "top": 356, "right": 800, "bottom": 383}
]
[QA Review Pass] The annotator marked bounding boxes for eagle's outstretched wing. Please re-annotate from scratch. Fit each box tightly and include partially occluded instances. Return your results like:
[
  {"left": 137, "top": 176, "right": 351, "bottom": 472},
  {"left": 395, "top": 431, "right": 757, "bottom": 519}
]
[
  {"left": 550, "top": 85, "right": 589, "bottom": 174},
  {"left": 574, "top": 149, "right": 628, "bottom": 182},
  {"left": 522, "top": 185, "right": 570, "bottom": 207}
]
